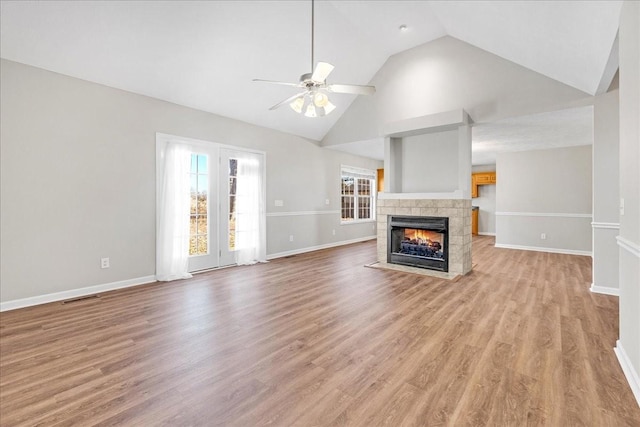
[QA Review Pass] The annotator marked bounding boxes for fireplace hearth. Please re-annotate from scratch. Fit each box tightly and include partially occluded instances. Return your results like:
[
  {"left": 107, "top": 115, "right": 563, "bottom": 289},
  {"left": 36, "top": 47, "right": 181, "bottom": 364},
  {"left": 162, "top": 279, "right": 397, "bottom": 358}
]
[{"left": 388, "top": 216, "right": 449, "bottom": 272}]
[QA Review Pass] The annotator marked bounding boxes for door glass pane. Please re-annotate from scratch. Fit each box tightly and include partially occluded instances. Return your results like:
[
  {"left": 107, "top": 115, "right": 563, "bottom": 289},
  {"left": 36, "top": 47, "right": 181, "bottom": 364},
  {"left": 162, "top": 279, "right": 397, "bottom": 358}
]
[
  {"left": 197, "top": 235, "right": 208, "bottom": 254},
  {"left": 189, "top": 236, "right": 197, "bottom": 256},
  {"left": 189, "top": 154, "right": 209, "bottom": 256},
  {"left": 228, "top": 159, "right": 238, "bottom": 250},
  {"left": 229, "top": 158, "right": 238, "bottom": 177},
  {"left": 198, "top": 216, "right": 208, "bottom": 235},
  {"left": 229, "top": 177, "right": 236, "bottom": 195},
  {"left": 197, "top": 192, "right": 207, "bottom": 215},
  {"left": 197, "top": 155, "right": 208, "bottom": 174},
  {"left": 190, "top": 215, "right": 197, "bottom": 235}
]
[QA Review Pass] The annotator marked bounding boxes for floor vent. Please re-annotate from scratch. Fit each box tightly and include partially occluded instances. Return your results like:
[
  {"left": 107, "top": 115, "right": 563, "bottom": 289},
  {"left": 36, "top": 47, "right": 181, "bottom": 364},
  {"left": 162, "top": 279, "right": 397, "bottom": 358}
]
[{"left": 62, "top": 295, "right": 100, "bottom": 304}]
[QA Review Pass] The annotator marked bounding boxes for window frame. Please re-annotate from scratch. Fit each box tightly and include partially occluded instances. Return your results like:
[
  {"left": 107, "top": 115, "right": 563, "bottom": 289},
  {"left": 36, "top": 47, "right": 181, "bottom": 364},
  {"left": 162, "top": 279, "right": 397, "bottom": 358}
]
[{"left": 340, "top": 165, "right": 376, "bottom": 225}]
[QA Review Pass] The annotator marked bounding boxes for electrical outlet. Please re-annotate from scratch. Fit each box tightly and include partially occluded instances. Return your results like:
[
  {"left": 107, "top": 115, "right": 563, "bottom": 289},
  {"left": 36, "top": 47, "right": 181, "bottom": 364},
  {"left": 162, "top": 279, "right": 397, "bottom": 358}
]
[
  {"left": 620, "top": 198, "right": 625, "bottom": 216},
  {"left": 274, "top": 200, "right": 284, "bottom": 207},
  {"left": 289, "top": 235, "right": 294, "bottom": 242},
  {"left": 332, "top": 229, "right": 336, "bottom": 236},
  {"left": 540, "top": 233, "right": 546, "bottom": 240},
  {"left": 325, "top": 199, "right": 330, "bottom": 205},
  {"left": 101, "top": 257, "right": 110, "bottom": 269}
]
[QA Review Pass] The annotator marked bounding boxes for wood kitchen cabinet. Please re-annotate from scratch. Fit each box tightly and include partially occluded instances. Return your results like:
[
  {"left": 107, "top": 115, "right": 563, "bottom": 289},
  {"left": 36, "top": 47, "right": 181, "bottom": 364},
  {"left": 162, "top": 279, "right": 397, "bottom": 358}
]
[
  {"left": 472, "top": 207, "right": 479, "bottom": 235},
  {"left": 471, "top": 174, "right": 478, "bottom": 197},
  {"left": 474, "top": 172, "right": 496, "bottom": 184},
  {"left": 471, "top": 171, "right": 496, "bottom": 198}
]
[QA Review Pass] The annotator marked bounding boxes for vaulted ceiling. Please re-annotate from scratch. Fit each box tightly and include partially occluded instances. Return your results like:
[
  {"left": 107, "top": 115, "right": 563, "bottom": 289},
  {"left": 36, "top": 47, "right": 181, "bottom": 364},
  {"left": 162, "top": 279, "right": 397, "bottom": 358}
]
[{"left": 1, "top": 1, "right": 621, "bottom": 143}]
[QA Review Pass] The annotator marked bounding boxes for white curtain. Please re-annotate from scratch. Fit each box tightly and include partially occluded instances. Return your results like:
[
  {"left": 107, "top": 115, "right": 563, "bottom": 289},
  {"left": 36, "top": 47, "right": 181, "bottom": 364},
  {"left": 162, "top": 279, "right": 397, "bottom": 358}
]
[
  {"left": 156, "top": 142, "right": 193, "bottom": 281},
  {"left": 235, "top": 153, "right": 266, "bottom": 265}
]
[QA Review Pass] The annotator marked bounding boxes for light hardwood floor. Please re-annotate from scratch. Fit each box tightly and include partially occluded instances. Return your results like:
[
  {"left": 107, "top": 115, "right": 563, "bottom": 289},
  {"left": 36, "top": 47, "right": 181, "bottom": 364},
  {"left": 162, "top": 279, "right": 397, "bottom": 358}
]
[{"left": 1, "top": 236, "right": 639, "bottom": 426}]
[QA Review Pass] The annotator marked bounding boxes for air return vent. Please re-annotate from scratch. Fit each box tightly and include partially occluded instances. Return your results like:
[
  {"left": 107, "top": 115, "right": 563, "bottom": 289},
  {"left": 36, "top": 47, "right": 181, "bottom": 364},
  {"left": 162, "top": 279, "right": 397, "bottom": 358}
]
[{"left": 62, "top": 294, "right": 101, "bottom": 304}]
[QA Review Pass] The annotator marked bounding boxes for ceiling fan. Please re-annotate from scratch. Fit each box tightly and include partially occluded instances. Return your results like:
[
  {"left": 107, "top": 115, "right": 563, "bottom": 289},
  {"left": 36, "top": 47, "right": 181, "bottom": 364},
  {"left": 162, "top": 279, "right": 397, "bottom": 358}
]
[{"left": 253, "top": 0, "right": 376, "bottom": 117}]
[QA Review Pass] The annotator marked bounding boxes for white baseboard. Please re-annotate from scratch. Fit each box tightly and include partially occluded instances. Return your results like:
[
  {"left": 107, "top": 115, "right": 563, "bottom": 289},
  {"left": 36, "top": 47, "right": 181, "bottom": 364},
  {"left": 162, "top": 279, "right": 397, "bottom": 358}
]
[
  {"left": 494, "top": 243, "right": 592, "bottom": 257},
  {"left": 496, "top": 211, "right": 592, "bottom": 218},
  {"left": 266, "top": 210, "right": 340, "bottom": 217},
  {"left": 2, "top": 236, "right": 378, "bottom": 310},
  {"left": 267, "top": 236, "right": 376, "bottom": 260},
  {"left": 614, "top": 340, "right": 640, "bottom": 408},
  {"left": 0, "top": 275, "right": 157, "bottom": 312},
  {"left": 590, "top": 283, "right": 620, "bottom": 296},
  {"left": 478, "top": 232, "right": 496, "bottom": 236}
]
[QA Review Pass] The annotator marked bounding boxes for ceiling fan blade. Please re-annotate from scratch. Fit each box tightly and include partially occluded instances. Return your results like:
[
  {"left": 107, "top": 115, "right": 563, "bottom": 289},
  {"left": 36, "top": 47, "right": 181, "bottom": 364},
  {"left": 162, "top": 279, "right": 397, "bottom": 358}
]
[
  {"left": 311, "top": 62, "right": 334, "bottom": 82},
  {"left": 269, "top": 92, "right": 306, "bottom": 110},
  {"left": 326, "top": 84, "right": 376, "bottom": 95},
  {"left": 253, "top": 79, "right": 300, "bottom": 87}
]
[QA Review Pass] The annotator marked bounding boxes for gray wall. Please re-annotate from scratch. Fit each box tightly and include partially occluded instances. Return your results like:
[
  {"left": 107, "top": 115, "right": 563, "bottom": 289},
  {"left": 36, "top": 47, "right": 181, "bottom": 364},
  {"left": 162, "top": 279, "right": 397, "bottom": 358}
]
[
  {"left": 472, "top": 165, "right": 496, "bottom": 235},
  {"left": 592, "top": 89, "right": 620, "bottom": 294},
  {"left": 495, "top": 146, "right": 592, "bottom": 254},
  {"left": 0, "top": 59, "right": 381, "bottom": 303},
  {"left": 400, "top": 130, "right": 459, "bottom": 193},
  {"left": 322, "top": 36, "right": 591, "bottom": 148},
  {"left": 617, "top": 0, "right": 640, "bottom": 402}
]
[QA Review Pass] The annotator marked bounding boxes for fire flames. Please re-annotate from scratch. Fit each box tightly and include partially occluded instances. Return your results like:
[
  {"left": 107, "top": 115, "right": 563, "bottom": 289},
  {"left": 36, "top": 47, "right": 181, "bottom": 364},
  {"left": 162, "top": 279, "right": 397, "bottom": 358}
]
[{"left": 403, "top": 229, "right": 442, "bottom": 243}]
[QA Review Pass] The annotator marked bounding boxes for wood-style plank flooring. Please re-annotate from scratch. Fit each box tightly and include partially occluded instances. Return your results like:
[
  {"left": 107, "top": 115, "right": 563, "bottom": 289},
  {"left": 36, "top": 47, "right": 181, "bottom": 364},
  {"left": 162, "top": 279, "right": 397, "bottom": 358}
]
[{"left": 1, "top": 236, "right": 639, "bottom": 426}]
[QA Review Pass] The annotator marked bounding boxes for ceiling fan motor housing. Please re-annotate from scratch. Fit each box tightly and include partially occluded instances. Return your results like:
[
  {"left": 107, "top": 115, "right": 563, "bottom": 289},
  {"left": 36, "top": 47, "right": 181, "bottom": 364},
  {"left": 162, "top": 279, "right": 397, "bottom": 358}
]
[{"left": 300, "top": 73, "right": 321, "bottom": 86}]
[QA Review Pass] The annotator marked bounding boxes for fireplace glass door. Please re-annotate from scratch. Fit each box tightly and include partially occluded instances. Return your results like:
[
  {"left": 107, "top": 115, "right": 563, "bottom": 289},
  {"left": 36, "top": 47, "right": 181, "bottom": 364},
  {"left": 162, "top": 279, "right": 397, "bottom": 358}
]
[{"left": 388, "top": 216, "right": 449, "bottom": 272}]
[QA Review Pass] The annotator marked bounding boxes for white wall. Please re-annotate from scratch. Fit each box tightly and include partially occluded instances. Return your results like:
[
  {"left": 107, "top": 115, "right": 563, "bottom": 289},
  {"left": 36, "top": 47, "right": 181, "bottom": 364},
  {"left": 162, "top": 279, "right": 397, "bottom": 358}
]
[
  {"left": 495, "top": 146, "right": 592, "bottom": 255},
  {"left": 592, "top": 89, "right": 620, "bottom": 295},
  {"left": 322, "top": 36, "right": 591, "bottom": 148},
  {"left": 615, "top": 0, "right": 640, "bottom": 406},
  {"left": 0, "top": 59, "right": 381, "bottom": 304},
  {"left": 472, "top": 165, "right": 496, "bottom": 235}
]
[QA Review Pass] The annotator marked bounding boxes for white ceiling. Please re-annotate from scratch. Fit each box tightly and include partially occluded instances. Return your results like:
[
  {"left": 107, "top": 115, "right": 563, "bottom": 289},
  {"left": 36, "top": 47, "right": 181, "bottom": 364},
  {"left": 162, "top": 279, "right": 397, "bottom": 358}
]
[
  {"left": 325, "top": 105, "right": 594, "bottom": 165},
  {"left": 0, "top": 1, "right": 621, "bottom": 147},
  {"left": 472, "top": 106, "right": 594, "bottom": 165}
]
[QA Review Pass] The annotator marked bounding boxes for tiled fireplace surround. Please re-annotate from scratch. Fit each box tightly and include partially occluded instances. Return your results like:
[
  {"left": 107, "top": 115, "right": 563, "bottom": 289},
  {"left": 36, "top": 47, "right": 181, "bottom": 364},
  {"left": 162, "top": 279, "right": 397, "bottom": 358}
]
[{"left": 376, "top": 198, "right": 472, "bottom": 278}]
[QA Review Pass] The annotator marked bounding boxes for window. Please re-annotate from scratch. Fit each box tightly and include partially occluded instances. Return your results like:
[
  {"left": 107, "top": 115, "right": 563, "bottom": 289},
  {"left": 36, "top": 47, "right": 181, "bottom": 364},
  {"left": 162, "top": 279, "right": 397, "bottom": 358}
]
[
  {"left": 189, "top": 154, "right": 208, "bottom": 255},
  {"left": 341, "top": 166, "right": 376, "bottom": 223}
]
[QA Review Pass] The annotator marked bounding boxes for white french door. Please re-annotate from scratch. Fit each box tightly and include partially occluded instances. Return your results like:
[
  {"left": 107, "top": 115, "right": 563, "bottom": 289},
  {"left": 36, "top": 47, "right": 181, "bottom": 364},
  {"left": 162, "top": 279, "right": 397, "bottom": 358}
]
[
  {"left": 219, "top": 149, "right": 238, "bottom": 267},
  {"left": 157, "top": 134, "right": 266, "bottom": 276},
  {"left": 187, "top": 145, "right": 220, "bottom": 272},
  {"left": 221, "top": 149, "right": 266, "bottom": 265}
]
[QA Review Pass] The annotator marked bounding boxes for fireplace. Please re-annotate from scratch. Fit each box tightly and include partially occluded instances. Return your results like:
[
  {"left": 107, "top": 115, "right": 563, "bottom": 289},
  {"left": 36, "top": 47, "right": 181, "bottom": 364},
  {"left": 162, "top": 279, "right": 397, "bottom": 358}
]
[{"left": 387, "top": 216, "right": 449, "bottom": 272}]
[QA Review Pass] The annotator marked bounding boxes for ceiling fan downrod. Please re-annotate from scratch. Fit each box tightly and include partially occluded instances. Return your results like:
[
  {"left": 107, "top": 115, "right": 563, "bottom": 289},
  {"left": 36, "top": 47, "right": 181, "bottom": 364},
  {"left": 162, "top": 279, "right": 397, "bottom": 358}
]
[{"left": 311, "top": 0, "right": 315, "bottom": 73}]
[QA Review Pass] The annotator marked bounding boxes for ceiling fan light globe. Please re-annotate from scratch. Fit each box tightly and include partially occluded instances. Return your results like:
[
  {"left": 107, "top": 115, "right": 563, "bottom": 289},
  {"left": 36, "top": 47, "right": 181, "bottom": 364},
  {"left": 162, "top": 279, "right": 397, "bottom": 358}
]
[
  {"left": 290, "top": 96, "right": 305, "bottom": 113},
  {"left": 313, "top": 92, "right": 329, "bottom": 107},
  {"left": 305, "top": 104, "right": 317, "bottom": 118}
]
